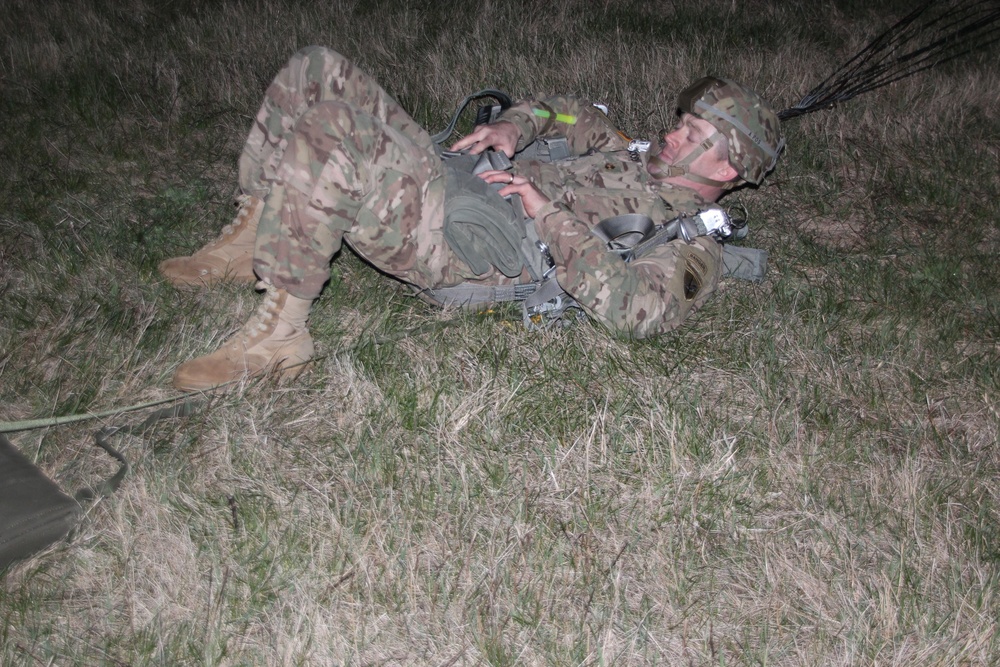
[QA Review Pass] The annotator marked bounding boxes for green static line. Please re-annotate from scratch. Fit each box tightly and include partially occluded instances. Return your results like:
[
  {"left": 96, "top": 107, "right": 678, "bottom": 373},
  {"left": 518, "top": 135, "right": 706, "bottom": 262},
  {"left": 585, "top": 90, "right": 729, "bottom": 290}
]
[{"left": 0, "top": 394, "right": 199, "bottom": 433}]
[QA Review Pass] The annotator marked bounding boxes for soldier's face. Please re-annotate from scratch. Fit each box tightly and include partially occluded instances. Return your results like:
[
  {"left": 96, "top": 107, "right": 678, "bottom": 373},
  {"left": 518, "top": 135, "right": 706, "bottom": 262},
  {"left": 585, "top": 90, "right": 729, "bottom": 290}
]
[
  {"left": 646, "top": 113, "right": 736, "bottom": 188},
  {"left": 656, "top": 113, "right": 718, "bottom": 167}
]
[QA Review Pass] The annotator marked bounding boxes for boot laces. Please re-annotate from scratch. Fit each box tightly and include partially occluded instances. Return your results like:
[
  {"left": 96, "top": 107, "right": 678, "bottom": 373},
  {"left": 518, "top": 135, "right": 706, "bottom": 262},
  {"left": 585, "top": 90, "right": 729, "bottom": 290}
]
[
  {"left": 235, "top": 281, "right": 281, "bottom": 344},
  {"left": 212, "top": 195, "right": 256, "bottom": 244}
]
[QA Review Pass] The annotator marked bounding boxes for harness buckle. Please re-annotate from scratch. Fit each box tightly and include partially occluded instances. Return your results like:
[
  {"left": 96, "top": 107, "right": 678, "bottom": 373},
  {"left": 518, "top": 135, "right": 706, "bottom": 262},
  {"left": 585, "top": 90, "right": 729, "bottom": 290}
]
[
  {"left": 627, "top": 139, "right": 651, "bottom": 153},
  {"left": 627, "top": 139, "right": 651, "bottom": 162},
  {"left": 536, "top": 240, "right": 556, "bottom": 278}
]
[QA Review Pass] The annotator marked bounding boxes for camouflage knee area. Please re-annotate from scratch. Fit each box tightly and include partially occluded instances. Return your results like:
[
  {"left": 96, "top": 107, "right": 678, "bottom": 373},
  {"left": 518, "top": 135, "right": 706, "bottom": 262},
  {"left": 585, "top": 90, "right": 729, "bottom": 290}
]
[
  {"left": 279, "top": 100, "right": 379, "bottom": 205},
  {"left": 253, "top": 100, "right": 441, "bottom": 296},
  {"left": 239, "top": 46, "right": 432, "bottom": 193},
  {"left": 288, "top": 46, "right": 433, "bottom": 148}
]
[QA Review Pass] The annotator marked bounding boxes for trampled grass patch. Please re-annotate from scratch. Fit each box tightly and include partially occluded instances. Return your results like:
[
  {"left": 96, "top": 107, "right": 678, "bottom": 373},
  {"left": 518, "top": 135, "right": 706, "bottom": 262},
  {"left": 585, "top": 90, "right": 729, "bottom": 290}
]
[{"left": 2, "top": 0, "right": 999, "bottom": 664}]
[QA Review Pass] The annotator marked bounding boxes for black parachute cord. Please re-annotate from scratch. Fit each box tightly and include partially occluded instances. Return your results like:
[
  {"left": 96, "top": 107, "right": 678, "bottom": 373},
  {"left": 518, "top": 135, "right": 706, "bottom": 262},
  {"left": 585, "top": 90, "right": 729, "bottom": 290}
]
[
  {"left": 782, "top": 0, "right": 991, "bottom": 109},
  {"left": 839, "top": 10, "right": 1000, "bottom": 101},
  {"left": 784, "top": 0, "right": 933, "bottom": 113},
  {"left": 779, "top": 0, "right": 1000, "bottom": 120},
  {"left": 820, "top": 0, "right": 975, "bottom": 91},
  {"left": 883, "top": 0, "right": 1000, "bottom": 73},
  {"left": 782, "top": 0, "right": 944, "bottom": 114},
  {"left": 826, "top": 1, "right": 999, "bottom": 106},
  {"left": 847, "top": 26, "right": 1000, "bottom": 99}
]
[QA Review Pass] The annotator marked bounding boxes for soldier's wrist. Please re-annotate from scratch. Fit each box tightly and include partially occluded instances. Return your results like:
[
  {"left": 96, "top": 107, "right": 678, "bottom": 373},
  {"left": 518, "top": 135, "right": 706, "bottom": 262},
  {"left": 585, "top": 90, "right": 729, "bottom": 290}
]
[{"left": 499, "top": 108, "right": 537, "bottom": 151}]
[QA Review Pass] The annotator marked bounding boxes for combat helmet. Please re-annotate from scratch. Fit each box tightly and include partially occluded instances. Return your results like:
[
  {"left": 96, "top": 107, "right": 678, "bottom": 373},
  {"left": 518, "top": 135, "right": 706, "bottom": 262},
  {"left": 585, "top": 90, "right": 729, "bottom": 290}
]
[{"left": 678, "top": 76, "right": 784, "bottom": 186}]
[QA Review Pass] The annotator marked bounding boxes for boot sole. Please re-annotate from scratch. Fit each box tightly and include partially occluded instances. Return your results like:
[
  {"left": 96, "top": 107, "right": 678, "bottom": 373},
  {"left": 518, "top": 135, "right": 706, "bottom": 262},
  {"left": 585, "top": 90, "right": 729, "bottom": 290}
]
[{"left": 172, "top": 356, "right": 313, "bottom": 392}]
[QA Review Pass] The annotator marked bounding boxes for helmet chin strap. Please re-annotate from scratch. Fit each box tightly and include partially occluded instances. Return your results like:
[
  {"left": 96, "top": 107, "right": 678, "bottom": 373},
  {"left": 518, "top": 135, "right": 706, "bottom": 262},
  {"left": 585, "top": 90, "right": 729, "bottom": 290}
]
[{"left": 647, "top": 131, "right": 740, "bottom": 190}]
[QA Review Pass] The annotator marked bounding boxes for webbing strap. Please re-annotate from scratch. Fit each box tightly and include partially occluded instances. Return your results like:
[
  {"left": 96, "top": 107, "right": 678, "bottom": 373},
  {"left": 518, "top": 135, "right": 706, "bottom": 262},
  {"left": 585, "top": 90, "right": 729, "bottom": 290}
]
[
  {"left": 423, "top": 211, "right": 767, "bottom": 313},
  {"left": 510, "top": 137, "right": 571, "bottom": 163},
  {"left": 522, "top": 276, "right": 567, "bottom": 312},
  {"left": 591, "top": 214, "right": 656, "bottom": 249},
  {"left": 419, "top": 282, "right": 540, "bottom": 308},
  {"left": 431, "top": 89, "right": 513, "bottom": 146},
  {"left": 593, "top": 213, "right": 768, "bottom": 281}
]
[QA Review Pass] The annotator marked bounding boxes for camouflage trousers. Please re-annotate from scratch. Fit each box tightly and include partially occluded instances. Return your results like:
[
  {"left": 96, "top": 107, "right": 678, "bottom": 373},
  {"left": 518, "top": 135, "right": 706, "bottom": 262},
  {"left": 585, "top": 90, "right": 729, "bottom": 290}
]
[{"left": 240, "top": 46, "right": 495, "bottom": 300}]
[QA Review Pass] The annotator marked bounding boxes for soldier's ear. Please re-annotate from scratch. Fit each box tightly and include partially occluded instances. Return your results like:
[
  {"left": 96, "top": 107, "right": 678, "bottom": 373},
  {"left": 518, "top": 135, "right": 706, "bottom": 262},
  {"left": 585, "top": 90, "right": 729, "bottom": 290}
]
[{"left": 717, "top": 162, "right": 739, "bottom": 182}]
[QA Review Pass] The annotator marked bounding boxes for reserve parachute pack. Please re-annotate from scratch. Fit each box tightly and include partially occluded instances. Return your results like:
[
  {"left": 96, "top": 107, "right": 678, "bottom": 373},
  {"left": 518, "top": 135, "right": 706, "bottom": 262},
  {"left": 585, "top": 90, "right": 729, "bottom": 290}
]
[{"left": 425, "top": 90, "right": 768, "bottom": 328}]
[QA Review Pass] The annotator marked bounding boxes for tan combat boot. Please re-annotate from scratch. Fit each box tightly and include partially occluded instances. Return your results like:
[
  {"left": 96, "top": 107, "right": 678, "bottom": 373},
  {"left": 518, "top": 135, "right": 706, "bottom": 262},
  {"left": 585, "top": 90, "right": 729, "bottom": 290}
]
[
  {"left": 172, "top": 281, "right": 315, "bottom": 391},
  {"left": 159, "top": 194, "right": 263, "bottom": 287}
]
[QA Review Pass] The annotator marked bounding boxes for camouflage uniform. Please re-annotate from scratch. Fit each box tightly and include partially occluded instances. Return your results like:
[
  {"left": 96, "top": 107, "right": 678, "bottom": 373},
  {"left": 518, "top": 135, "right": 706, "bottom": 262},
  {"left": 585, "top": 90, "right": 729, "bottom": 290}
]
[
  {"left": 240, "top": 46, "right": 521, "bottom": 299},
  {"left": 500, "top": 96, "right": 722, "bottom": 338},
  {"left": 242, "top": 47, "right": 721, "bottom": 339}
]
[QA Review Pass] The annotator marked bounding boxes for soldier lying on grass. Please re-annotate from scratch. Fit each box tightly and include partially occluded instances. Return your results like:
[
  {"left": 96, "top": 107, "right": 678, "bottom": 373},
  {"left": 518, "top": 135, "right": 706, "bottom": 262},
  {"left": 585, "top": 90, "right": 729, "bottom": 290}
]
[{"left": 159, "top": 46, "right": 783, "bottom": 391}]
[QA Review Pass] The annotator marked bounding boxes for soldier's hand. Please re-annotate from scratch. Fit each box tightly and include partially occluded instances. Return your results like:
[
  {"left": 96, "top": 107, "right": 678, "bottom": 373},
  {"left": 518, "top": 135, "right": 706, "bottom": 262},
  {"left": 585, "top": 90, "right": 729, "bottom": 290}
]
[
  {"left": 450, "top": 121, "right": 521, "bottom": 157},
  {"left": 479, "top": 171, "right": 551, "bottom": 219}
]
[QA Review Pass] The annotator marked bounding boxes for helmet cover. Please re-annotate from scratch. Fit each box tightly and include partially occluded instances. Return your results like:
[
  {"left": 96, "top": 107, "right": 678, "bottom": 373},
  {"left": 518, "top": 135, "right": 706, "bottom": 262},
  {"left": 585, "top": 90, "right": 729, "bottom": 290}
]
[{"left": 678, "top": 77, "right": 784, "bottom": 185}]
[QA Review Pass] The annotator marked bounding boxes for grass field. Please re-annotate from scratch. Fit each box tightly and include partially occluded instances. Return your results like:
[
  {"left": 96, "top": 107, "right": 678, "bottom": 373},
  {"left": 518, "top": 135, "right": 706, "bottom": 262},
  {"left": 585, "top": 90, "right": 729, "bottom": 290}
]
[{"left": 2, "top": 0, "right": 999, "bottom": 664}]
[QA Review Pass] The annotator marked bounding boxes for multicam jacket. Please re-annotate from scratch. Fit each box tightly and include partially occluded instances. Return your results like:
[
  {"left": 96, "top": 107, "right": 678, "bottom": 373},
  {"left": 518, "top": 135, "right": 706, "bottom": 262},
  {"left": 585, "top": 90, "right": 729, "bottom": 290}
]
[{"left": 498, "top": 96, "right": 723, "bottom": 339}]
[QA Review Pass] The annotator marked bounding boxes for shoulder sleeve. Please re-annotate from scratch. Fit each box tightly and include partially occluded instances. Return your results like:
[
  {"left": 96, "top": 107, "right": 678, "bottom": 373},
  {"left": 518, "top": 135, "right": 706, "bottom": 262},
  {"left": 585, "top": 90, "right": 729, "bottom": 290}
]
[
  {"left": 500, "top": 95, "right": 631, "bottom": 156},
  {"left": 533, "top": 200, "right": 723, "bottom": 338}
]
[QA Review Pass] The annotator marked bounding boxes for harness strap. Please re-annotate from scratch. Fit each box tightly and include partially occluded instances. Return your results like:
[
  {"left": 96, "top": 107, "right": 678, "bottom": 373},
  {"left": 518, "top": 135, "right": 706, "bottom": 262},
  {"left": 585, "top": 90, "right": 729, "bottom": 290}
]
[
  {"left": 418, "top": 282, "right": 540, "bottom": 309},
  {"left": 431, "top": 89, "right": 513, "bottom": 146},
  {"left": 421, "top": 211, "right": 767, "bottom": 320},
  {"left": 522, "top": 275, "right": 564, "bottom": 308},
  {"left": 510, "top": 136, "right": 571, "bottom": 163},
  {"left": 593, "top": 213, "right": 768, "bottom": 281},
  {"left": 591, "top": 214, "right": 656, "bottom": 250},
  {"left": 522, "top": 276, "right": 577, "bottom": 327}
]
